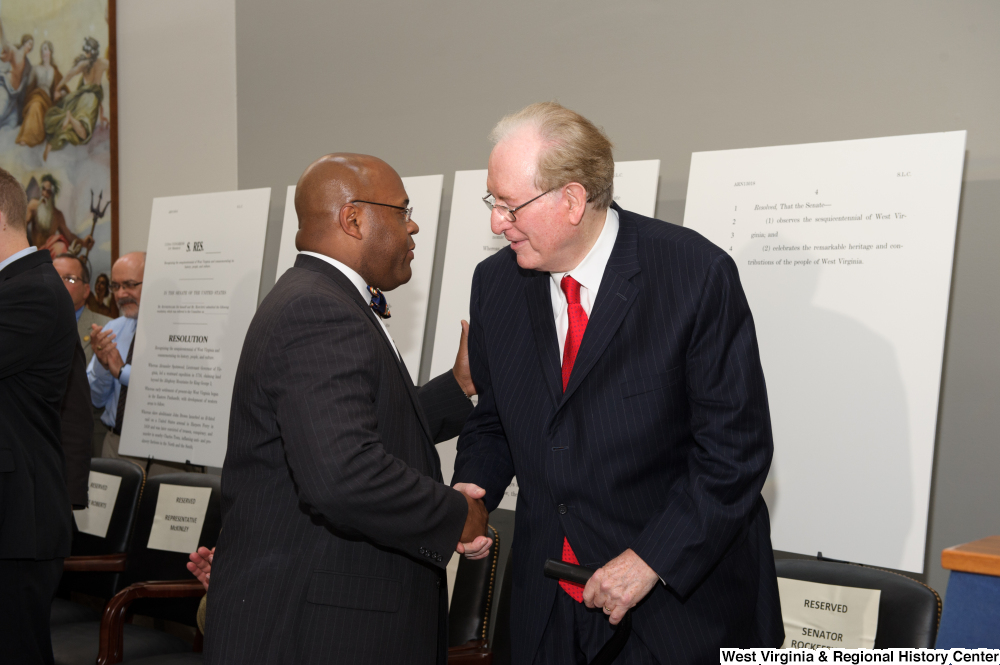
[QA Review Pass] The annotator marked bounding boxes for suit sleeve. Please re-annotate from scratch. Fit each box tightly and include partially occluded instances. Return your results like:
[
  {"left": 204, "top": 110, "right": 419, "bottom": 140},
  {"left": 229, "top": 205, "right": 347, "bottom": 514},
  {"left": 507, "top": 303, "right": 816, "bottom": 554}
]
[
  {"left": 269, "top": 294, "right": 469, "bottom": 569},
  {"left": 418, "top": 371, "right": 473, "bottom": 444},
  {"left": 452, "top": 267, "right": 516, "bottom": 512},
  {"left": 629, "top": 253, "right": 773, "bottom": 598},
  {"left": 60, "top": 342, "right": 93, "bottom": 509},
  {"left": 0, "top": 281, "right": 56, "bottom": 380}
]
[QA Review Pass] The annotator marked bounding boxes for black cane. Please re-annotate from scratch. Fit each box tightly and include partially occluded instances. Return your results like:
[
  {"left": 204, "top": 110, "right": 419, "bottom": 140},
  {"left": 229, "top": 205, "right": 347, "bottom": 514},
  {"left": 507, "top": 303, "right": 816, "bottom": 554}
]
[{"left": 543, "top": 559, "right": 633, "bottom": 665}]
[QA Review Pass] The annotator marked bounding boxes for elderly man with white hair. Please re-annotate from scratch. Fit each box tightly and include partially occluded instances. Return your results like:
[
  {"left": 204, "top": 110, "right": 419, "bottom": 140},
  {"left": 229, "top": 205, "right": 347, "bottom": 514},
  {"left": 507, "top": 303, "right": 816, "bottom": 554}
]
[{"left": 453, "top": 102, "right": 784, "bottom": 664}]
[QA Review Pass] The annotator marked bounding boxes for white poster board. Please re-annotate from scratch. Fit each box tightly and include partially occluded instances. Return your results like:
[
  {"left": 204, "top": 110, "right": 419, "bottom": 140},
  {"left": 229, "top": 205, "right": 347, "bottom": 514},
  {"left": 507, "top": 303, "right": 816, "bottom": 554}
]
[
  {"left": 777, "top": 578, "right": 880, "bottom": 649},
  {"left": 146, "top": 484, "right": 213, "bottom": 553},
  {"left": 683, "top": 132, "right": 965, "bottom": 572},
  {"left": 431, "top": 160, "right": 661, "bottom": 509},
  {"left": 275, "top": 176, "right": 444, "bottom": 382},
  {"left": 73, "top": 470, "right": 123, "bottom": 539},
  {"left": 120, "top": 189, "right": 271, "bottom": 467}
]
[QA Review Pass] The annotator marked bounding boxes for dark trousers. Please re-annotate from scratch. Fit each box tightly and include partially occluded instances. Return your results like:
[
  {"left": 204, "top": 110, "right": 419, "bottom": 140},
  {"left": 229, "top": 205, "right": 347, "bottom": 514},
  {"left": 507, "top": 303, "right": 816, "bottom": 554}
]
[
  {"left": 0, "top": 558, "right": 64, "bottom": 665},
  {"left": 533, "top": 590, "right": 660, "bottom": 665}
]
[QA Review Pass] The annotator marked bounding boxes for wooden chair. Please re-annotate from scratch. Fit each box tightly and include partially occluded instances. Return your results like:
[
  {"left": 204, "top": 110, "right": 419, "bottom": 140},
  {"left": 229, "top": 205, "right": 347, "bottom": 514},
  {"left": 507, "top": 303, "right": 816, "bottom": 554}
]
[
  {"left": 448, "top": 524, "right": 501, "bottom": 663},
  {"left": 53, "top": 458, "right": 146, "bottom": 625},
  {"left": 51, "top": 472, "right": 222, "bottom": 665}
]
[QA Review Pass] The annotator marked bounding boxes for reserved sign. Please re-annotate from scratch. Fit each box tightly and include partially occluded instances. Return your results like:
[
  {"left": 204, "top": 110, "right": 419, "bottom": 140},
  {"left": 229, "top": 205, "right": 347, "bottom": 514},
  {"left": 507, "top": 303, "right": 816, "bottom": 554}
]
[
  {"left": 777, "top": 577, "right": 880, "bottom": 649},
  {"left": 74, "top": 470, "right": 123, "bottom": 538},
  {"left": 146, "top": 484, "right": 212, "bottom": 553}
]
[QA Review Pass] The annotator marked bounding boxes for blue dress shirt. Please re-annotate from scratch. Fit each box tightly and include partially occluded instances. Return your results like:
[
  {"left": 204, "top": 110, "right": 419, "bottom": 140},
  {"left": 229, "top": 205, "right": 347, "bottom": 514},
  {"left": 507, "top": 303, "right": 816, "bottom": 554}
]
[{"left": 87, "top": 316, "right": 137, "bottom": 428}]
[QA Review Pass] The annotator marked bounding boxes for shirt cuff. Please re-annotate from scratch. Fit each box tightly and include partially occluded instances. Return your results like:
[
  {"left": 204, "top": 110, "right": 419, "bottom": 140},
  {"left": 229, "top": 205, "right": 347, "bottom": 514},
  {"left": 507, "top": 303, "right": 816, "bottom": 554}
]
[{"left": 119, "top": 364, "right": 131, "bottom": 386}]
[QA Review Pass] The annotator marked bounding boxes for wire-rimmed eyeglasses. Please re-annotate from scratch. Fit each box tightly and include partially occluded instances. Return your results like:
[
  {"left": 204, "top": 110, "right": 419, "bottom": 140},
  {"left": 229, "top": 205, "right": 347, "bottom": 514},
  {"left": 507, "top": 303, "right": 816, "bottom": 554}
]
[
  {"left": 110, "top": 280, "right": 143, "bottom": 292},
  {"left": 352, "top": 200, "right": 413, "bottom": 222},
  {"left": 482, "top": 189, "right": 553, "bottom": 222}
]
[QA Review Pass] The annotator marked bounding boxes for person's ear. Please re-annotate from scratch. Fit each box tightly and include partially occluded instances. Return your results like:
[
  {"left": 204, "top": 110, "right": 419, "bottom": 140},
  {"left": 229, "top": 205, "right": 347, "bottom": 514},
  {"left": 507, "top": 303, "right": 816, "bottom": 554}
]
[
  {"left": 83, "top": 284, "right": 91, "bottom": 300},
  {"left": 339, "top": 203, "right": 364, "bottom": 241},
  {"left": 564, "top": 183, "right": 588, "bottom": 226}
]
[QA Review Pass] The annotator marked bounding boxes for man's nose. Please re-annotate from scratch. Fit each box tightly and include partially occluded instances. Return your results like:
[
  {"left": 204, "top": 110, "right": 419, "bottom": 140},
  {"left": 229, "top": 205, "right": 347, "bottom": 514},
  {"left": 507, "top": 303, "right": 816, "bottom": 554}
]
[
  {"left": 408, "top": 220, "right": 419, "bottom": 235},
  {"left": 490, "top": 211, "right": 511, "bottom": 236}
]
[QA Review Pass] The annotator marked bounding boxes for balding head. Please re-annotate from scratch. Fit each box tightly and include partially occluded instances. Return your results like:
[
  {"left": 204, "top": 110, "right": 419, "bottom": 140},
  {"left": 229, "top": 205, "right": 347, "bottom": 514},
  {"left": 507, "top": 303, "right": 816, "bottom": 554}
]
[
  {"left": 294, "top": 153, "right": 419, "bottom": 291},
  {"left": 111, "top": 251, "right": 145, "bottom": 318}
]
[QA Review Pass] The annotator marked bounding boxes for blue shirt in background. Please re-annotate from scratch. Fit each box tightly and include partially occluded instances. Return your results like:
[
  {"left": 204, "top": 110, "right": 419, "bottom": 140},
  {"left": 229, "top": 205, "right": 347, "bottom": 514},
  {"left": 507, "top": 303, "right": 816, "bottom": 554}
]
[{"left": 87, "top": 316, "right": 137, "bottom": 429}]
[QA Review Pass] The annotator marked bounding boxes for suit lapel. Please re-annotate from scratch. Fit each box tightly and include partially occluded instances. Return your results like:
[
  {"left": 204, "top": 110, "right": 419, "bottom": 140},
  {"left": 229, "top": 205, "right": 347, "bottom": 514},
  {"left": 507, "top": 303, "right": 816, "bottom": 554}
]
[
  {"left": 371, "top": 319, "right": 433, "bottom": 444},
  {"left": 560, "top": 208, "right": 641, "bottom": 407},
  {"left": 525, "top": 273, "right": 563, "bottom": 407},
  {"left": 294, "top": 254, "right": 434, "bottom": 444}
]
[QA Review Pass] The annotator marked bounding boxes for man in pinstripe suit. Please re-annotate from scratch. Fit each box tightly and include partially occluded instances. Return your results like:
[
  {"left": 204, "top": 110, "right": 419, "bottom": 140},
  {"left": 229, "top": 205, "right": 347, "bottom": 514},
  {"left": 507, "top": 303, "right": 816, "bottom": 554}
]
[
  {"left": 205, "top": 154, "right": 491, "bottom": 664},
  {"left": 454, "top": 103, "right": 784, "bottom": 663}
]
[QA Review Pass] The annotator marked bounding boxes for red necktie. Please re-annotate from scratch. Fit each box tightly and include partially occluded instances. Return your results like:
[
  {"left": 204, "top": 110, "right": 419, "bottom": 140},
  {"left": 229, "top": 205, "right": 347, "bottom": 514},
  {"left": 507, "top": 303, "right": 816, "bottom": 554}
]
[{"left": 559, "top": 275, "right": 587, "bottom": 601}]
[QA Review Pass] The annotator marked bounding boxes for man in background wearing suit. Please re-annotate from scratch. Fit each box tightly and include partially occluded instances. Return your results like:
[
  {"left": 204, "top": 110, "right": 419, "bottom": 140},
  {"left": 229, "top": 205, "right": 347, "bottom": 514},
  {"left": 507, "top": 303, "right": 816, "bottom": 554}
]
[
  {"left": 0, "top": 166, "right": 77, "bottom": 664},
  {"left": 206, "top": 154, "right": 491, "bottom": 665},
  {"left": 453, "top": 103, "right": 784, "bottom": 663},
  {"left": 53, "top": 253, "right": 104, "bottom": 498},
  {"left": 53, "top": 254, "right": 111, "bottom": 367}
]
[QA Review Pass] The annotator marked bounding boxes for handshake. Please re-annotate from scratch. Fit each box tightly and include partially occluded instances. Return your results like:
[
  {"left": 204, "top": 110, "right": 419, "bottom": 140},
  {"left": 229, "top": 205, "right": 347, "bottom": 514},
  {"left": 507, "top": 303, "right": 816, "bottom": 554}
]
[{"left": 455, "top": 483, "right": 492, "bottom": 560}]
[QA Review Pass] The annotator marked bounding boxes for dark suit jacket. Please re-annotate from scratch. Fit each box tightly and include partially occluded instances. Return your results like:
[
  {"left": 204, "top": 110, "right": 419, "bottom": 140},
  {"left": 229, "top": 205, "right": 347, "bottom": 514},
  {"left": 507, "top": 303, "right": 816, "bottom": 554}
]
[
  {"left": 60, "top": 339, "right": 93, "bottom": 509},
  {"left": 206, "top": 254, "right": 473, "bottom": 665},
  {"left": 453, "top": 205, "right": 784, "bottom": 663},
  {"left": 0, "top": 249, "right": 76, "bottom": 559}
]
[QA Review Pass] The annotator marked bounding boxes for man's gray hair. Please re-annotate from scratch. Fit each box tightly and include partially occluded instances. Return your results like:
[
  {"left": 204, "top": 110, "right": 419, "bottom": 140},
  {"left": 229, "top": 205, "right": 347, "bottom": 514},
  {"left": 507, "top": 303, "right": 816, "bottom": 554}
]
[{"left": 490, "top": 102, "right": 615, "bottom": 210}]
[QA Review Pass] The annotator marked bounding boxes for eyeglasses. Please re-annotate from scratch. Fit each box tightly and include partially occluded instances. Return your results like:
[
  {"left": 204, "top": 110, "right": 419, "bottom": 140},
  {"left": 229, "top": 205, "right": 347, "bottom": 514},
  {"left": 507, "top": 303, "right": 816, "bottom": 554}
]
[
  {"left": 482, "top": 189, "right": 553, "bottom": 223},
  {"left": 61, "top": 275, "right": 84, "bottom": 285},
  {"left": 352, "top": 200, "right": 413, "bottom": 222},
  {"left": 110, "top": 280, "right": 142, "bottom": 292}
]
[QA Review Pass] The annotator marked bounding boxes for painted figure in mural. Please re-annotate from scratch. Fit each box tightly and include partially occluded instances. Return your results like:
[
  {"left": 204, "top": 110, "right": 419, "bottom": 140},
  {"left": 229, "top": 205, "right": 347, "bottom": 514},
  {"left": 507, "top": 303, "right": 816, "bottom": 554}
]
[
  {"left": 16, "top": 41, "right": 62, "bottom": 147},
  {"left": 25, "top": 174, "right": 94, "bottom": 256},
  {"left": 87, "top": 272, "right": 119, "bottom": 318},
  {"left": 0, "top": 20, "right": 34, "bottom": 129},
  {"left": 43, "top": 36, "right": 108, "bottom": 160}
]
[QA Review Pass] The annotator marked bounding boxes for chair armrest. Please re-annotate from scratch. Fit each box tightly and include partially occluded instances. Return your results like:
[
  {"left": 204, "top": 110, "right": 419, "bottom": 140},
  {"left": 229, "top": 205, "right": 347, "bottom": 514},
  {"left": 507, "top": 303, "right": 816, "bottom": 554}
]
[
  {"left": 448, "top": 639, "right": 492, "bottom": 664},
  {"left": 97, "top": 579, "right": 206, "bottom": 665},
  {"left": 63, "top": 553, "right": 128, "bottom": 572}
]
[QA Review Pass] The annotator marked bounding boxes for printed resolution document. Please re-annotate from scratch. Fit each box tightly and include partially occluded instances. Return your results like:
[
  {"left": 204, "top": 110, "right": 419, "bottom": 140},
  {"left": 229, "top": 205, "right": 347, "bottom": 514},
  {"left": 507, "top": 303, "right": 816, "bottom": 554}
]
[
  {"left": 683, "top": 132, "right": 965, "bottom": 572},
  {"left": 274, "top": 176, "right": 444, "bottom": 383},
  {"left": 119, "top": 189, "right": 271, "bottom": 467},
  {"left": 431, "top": 160, "right": 660, "bottom": 510}
]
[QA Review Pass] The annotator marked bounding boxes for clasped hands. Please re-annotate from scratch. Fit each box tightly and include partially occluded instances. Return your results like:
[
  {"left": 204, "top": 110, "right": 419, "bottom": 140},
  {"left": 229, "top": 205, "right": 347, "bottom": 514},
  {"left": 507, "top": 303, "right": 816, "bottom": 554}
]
[
  {"left": 454, "top": 483, "right": 492, "bottom": 560},
  {"left": 90, "top": 323, "right": 125, "bottom": 378}
]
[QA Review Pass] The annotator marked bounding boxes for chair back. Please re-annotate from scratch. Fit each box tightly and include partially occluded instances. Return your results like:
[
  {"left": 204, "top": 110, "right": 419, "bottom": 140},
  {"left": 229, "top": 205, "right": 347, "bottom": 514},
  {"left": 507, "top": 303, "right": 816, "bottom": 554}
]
[
  {"left": 122, "top": 472, "right": 223, "bottom": 626},
  {"left": 489, "top": 549, "right": 514, "bottom": 665},
  {"left": 449, "top": 524, "right": 501, "bottom": 647},
  {"left": 63, "top": 458, "right": 146, "bottom": 598},
  {"left": 775, "top": 558, "right": 941, "bottom": 648}
]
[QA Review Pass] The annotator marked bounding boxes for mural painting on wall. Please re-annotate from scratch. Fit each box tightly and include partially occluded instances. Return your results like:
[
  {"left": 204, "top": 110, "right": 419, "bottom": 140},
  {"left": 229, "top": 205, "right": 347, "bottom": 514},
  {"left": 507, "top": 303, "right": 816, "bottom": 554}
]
[{"left": 1, "top": 0, "right": 117, "bottom": 316}]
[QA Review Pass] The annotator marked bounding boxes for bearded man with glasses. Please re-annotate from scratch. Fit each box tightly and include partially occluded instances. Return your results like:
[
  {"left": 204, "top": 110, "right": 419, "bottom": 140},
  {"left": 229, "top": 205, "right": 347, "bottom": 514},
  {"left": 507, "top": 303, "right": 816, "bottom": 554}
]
[{"left": 86, "top": 251, "right": 190, "bottom": 475}]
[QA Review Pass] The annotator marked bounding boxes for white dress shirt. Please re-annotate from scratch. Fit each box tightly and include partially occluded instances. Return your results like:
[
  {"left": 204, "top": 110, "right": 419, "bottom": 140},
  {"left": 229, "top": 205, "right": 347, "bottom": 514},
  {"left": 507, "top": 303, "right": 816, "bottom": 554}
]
[
  {"left": 299, "top": 251, "right": 400, "bottom": 360},
  {"left": 549, "top": 207, "right": 620, "bottom": 362}
]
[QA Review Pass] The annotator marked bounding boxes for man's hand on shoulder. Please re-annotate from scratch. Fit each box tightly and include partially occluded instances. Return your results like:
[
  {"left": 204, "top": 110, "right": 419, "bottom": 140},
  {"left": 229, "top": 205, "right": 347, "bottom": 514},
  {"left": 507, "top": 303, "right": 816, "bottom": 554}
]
[
  {"left": 454, "top": 482, "right": 492, "bottom": 559},
  {"left": 583, "top": 548, "right": 659, "bottom": 626},
  {"left": 451, "top": 320, "right": 476, "bottom": 397}
]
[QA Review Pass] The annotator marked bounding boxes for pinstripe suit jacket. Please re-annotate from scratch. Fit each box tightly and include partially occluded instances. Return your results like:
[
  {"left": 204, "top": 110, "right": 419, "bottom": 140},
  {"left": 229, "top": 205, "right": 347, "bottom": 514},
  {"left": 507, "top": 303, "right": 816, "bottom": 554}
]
[
  {"left": 454, "top": 205, "right": 784, "bottom": 663},
  {"left": 205, "top": 254, "right": 473, "bottom": 665}
]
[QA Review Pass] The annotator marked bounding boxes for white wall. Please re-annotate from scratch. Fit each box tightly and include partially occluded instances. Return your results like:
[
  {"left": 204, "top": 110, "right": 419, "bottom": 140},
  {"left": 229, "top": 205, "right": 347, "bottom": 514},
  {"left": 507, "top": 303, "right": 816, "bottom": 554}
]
[{"left": 117, "top": 0, "right": 238, "bottom": 254}]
